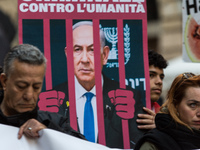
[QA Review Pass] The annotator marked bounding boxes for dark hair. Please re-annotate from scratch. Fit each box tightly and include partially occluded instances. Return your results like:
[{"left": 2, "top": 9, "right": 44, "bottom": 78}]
[
  {"left": 0, "top": 10, "right": 16, "bottom": 66},
  {"left": 148, "top": 50, "right": 168, "bottom": 69},
  {"left": 0, "top": 10, "right": 16, "bottom": 44},
  {"left": 0, "top": 66, "right": 2, "bottom": 74},
  {"left": 3, "top": 44, "right": 46, "bottom": 77}
]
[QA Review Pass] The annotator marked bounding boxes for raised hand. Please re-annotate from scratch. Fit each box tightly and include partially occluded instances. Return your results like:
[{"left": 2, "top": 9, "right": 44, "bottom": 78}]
[{"left": 137, "top": 107, "right": 156, "bottom": 130}]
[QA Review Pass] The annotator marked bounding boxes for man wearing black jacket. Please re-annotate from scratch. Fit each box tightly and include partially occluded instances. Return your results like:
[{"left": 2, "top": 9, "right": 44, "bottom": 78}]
[{"left": 0, "top": 44, "right": 84, "bottom": 140}]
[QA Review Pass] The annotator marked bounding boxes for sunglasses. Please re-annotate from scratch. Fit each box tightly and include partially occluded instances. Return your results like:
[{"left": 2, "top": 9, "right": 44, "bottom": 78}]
[{"left": 182, "top": 72, "right": 195, "bottom": 79}]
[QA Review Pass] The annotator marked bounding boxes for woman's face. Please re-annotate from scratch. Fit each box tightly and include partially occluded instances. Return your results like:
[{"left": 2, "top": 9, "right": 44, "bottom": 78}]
[{"left": 177, "top": 87, "right": 200, "bottom": 130}]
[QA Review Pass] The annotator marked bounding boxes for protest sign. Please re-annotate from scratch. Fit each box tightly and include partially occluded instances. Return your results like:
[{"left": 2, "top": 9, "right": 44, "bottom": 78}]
[
  {"left": 182, "top": 0, "right": 200, "bottom": 62},
  {"left": 18, "top": 0, "right": 149, "bottom": 149}
]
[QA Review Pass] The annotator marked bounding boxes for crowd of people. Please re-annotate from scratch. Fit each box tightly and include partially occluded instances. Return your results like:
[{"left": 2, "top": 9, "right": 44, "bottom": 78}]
[{"left": 0, "top": 21, "right": 199, "bottom": 150}]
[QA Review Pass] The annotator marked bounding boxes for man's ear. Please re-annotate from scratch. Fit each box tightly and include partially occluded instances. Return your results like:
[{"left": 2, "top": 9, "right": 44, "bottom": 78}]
[
  {"left": 102, "top": 46, "right": 110, "bottom": 65},
  {"left": 0, "top": 73, "right": 7, "bottom": 90}
]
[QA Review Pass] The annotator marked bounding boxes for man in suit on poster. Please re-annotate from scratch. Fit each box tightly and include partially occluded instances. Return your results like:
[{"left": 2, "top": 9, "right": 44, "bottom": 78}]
[{"left": 38, "top": 21, "right": 146, "bottom": 149}]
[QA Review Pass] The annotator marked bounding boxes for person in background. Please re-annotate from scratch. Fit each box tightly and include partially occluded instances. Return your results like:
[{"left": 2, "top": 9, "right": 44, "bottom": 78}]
[
  {"left": 0, "top": 9, "right": 16, "bottom": 106},
  {"left": 0, "top": 44, "right": 85, "bottom": 140},
  {"left": 135, "top": 72, "right": 200, "bottom": 150},
  {"left": 137, "top": 50, "right": 168, "bottom": 130},
  {"left": 0, "top": 9, "right": 16, "bottom": 67}
]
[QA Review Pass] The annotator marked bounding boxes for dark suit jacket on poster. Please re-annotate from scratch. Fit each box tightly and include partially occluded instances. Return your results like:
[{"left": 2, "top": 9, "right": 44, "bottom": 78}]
[{"left": 53, "top": 74, "right": 145, "bottom": 149}]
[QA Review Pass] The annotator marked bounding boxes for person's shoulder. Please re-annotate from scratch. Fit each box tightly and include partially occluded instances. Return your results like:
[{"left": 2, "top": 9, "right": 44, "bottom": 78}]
[
  {"left": 38, "top": 110, "right": 63, "bottom": 116},
  {"left": 37, "top": 110, "right": 66, "bottom": 121},
  {"left": 137, "top": 141, "right": 158, "bottom": 150},
  {"left": 134, "top": 129, "right": 160, "bottom": 150},
  {"left": 135, "top": 128, "right": 181, "bottom": 150}
]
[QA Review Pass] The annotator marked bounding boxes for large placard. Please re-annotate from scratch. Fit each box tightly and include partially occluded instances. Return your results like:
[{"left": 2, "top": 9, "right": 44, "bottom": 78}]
[
  {"left": 18, "top": 0, "right": 149, "bottom": 149},
  {"left": 182, "top": 0, "right": 200, "bottom": 62}
]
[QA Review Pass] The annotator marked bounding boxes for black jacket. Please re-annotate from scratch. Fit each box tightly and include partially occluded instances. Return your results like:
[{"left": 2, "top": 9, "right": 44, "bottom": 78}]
[
  {"left": 0, "top": 106, "right": 85, "bottom": 139},
  {"left": 54, "top": 74, "right": 145, "bottom": 148},
  {"left": 135, "top": 113, "right": 200, "bottom": 150}
]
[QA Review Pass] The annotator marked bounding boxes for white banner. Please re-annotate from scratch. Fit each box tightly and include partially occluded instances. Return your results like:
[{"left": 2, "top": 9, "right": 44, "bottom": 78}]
[{"left": 0, "top": 124, "right": 123, "bottom": 150}]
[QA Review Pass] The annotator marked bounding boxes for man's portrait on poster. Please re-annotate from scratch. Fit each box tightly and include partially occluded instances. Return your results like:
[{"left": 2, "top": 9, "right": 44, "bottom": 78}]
[{"left": 38, "top": 20, "right": 145, "bottom": 148}]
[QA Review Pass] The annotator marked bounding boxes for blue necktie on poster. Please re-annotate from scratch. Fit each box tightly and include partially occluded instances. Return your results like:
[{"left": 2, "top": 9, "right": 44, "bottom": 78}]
[{"left": 84, "top": 92, "right": 95, "bottom": 142}]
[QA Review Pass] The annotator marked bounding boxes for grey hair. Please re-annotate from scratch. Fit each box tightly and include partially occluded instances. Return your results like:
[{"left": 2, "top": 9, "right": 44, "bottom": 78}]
[
  {"left": 3, "top": 44, "right": 47, "bottom": 77},
  {"left": 72, "top": 21, "right": 106, "bottom": 50}
]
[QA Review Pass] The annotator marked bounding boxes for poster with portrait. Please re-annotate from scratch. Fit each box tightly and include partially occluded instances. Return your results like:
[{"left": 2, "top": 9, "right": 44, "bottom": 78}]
[
  {"left": 182, "top": 0, "right": 200, "bottom": 62},
  {"left": 18, "top": 0, "right": 149, "bottom": 149}
]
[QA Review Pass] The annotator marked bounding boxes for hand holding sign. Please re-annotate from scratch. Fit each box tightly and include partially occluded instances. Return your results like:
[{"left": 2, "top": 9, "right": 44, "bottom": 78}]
[
  {"left": 38, "top": 90, "right": 65, "bottom": 112},
  {"left": 108, "top": 89, "right": 135, "bottom": 119}
]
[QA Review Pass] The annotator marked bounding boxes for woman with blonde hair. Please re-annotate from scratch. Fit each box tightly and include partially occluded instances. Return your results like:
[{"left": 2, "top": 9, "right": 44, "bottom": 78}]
[{"left": 135, "top": 72, "right": 200, "bottom": 150}]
